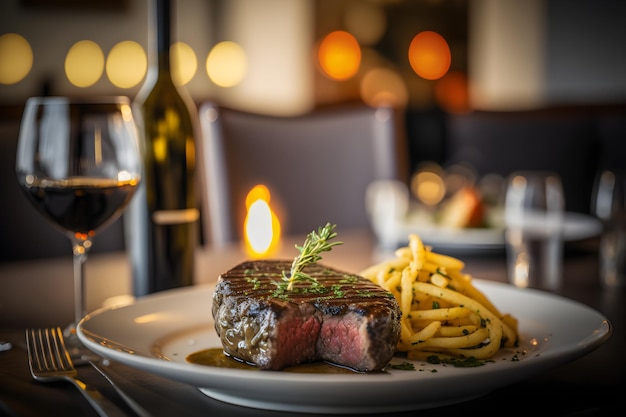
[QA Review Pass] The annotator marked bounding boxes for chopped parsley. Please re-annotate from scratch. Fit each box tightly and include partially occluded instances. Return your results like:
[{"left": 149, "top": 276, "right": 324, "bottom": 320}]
[
  {"left": 426, "top": 355, "right": 494, "bottom": 368},
  {"left": 389, "top": 362, "right": 415, "bottom": 371}
]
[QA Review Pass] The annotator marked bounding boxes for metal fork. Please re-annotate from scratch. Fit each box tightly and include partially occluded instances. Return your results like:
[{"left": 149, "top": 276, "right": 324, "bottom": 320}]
[{"left": 26, "top": 327, "right": 129, "bottom": 417}]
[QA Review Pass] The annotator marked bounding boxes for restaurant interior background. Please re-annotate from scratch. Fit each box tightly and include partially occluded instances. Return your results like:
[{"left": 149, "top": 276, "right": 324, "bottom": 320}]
[
  {"left": 1, "top": 0, "right": 626, "bottom": 260},
  {"left": 2, "top": 0, "right": 625, "bottom": 109}
]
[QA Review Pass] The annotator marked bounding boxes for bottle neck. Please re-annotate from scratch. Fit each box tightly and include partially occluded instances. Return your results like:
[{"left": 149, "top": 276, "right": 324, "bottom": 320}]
[
  {"left": 136, "top": 0, "right": 175, "bottom": 113},
  {"left": 155, "top": 0, "right": 171, "bottom": 72}
]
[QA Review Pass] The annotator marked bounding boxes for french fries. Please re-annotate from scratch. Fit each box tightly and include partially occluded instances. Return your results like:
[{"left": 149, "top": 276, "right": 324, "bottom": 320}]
[{"left": 360, "top": 234, "right": 518, "bottom": 360}]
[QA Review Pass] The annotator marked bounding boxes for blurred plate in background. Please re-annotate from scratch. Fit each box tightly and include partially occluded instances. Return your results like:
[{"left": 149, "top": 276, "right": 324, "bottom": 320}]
[{"left": 397, "top": 212, "right": 602, "bottom": 255}]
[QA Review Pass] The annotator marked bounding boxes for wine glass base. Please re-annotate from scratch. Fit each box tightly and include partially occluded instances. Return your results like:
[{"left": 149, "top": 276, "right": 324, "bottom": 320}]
[{"left": 62, "top": 323, "right": 99, "bottom": 364}]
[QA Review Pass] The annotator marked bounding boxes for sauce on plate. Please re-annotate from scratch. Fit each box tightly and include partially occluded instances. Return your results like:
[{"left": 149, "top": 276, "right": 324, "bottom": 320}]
[{"left": 186, "top": 348, "right": 368, "bottom": 374}]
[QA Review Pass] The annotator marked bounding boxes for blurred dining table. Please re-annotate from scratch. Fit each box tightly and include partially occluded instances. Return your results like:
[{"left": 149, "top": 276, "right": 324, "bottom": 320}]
[{"left": 0, "top": 229, "right": 623, "bottom": 416}]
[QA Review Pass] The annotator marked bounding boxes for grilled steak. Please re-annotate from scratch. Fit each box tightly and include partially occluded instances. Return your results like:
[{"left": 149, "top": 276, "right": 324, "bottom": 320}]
[{"left": 212, "top": 260, "right": 401, "bottom": 372}]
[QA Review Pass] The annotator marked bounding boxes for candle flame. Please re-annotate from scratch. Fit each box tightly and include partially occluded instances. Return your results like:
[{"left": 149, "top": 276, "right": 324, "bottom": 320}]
[{"left": 244, "top": 184, "right": 281, "bottom": 258}]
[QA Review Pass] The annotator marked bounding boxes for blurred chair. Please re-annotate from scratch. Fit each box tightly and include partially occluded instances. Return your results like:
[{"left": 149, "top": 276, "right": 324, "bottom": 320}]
[
  {"left": 444, "top": 108, "right": 600, "bottom": 214},
  {"left": 596, "top": 111, "right": 626, "bottom": 173},
  {"left": 198, "top": 102, "right": 409, "bottom": 247}
]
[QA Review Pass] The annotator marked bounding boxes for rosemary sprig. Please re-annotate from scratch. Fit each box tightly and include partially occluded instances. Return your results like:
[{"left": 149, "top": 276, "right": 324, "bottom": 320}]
[{"left": 282, "top": 223, "right": 343, "bottom": 291}]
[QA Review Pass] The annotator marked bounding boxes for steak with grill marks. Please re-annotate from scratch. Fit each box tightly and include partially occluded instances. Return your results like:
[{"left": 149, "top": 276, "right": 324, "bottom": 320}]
[{"left": 211, "top": 260, "right": 401, "bottom": 372}]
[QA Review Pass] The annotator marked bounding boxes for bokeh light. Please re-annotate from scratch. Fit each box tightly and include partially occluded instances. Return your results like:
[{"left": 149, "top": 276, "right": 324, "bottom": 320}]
[
  {"left": 360, "top": 67, "right": 408, "bottom": 108},
  {"left": 106, "top": 40, "right": 146, "bottom": 88},
  {"left": 65, "top": 40, "right": 104, "bottom": 88},
  {"left": 318, "top": 31, "right": 361, "bottom": 81},
  {"left": 171, "top": 41, "right": 197, "bottom": 86},
  {"left": 206, "top": 41, "right": 247, "bottom": 88},
  {"left": 408, "top": 31, "right": 451, "bottom": 81},
  {"left": 344, "top": 1, "right": 386, "bottom": 46},
  {"left": 444, "top": 163, "right": 478, "bottom": 196},
  {"left": 411, "top": 163, "right": 446, "bottom": 206},
  {"left": 434, "top": 70, "right": 469, "bottom": 113},
  {"left": 0, "top": 33, "right": 33, "bottom": 85}
]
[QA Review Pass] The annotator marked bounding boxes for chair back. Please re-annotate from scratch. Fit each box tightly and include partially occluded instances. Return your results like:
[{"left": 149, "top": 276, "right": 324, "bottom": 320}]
[
  {"left": 445, "top": 109, "right": 599, "bottom": 213},
  {"left": 198, "top": 103, "right": 408, "bottom": 246}
]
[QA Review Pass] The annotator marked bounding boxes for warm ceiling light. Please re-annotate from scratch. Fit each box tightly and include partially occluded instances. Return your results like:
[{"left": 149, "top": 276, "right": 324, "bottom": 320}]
[
  {"left": 106, "top": 40, "right": 147, "bottom": 88},
  {"left": 318, "top": 30, "right": 361, "bottom": 81},
  {"left": 206, "top": 41, "right": 247, "bottom": 88},
  {"left": 0, "top": 33, "right": 33, "bottom": 85},
  {"left": 408, "top": 31, "right": 451, "bottom": 81},
  {"left": 65, "top": 40, "right": 104, "bottom": 88}
]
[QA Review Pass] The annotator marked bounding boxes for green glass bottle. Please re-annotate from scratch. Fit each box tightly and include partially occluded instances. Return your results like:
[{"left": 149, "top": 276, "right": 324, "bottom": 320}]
[{"left": 127, "top": 0, "right": 199, "bottom": 296}]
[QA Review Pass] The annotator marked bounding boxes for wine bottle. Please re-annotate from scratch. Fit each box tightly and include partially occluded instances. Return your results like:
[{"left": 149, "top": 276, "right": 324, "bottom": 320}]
[{"left": 126, "top": 0, "right": 199, "bottom": 296}]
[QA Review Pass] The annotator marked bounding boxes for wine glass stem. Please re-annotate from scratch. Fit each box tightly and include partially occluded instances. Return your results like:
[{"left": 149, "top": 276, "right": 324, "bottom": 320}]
[{"left": 72, "top": 247, "right": 88, "bottom": 326}]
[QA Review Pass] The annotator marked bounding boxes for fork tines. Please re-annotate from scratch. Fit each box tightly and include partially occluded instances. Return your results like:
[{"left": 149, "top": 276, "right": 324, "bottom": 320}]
[{"left": 26, "top": 327, "right": 75, "bottom": 375}]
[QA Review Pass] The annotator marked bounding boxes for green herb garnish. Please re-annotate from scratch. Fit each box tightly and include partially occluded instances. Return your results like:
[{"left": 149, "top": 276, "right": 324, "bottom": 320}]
[
  {"left": 425, "top": 355, "right": 493, "bottom": 368},
  {"left": 389, "top": 362, "right": 416, "bottom": 371},
  {"left": 282, "top": 223, "right": 343, "bottom": 291}
]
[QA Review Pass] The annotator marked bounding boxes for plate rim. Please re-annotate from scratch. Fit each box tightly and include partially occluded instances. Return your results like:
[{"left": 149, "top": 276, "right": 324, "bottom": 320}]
[{"left": 77, "top": 281, "right": 612, "bottom": 413}]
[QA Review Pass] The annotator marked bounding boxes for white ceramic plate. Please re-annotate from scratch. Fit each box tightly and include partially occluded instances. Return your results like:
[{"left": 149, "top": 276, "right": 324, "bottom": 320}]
[
  {"left": 399, "top": 212, "right": 602, "bottom": 254},
  {"left": 77, "top": 282, "right": 611, "bottom": 414}
]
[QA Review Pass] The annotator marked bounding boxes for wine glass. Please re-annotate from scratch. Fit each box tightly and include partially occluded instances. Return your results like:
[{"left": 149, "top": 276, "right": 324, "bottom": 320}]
[
  {"left": 591, "top": 170, "right": 626, "bottom": 288},
  {"left": 503, "top": 171, "right": 565, "bottom": 291},
  {"left": 15, "top": 96, "right": 142, "bottom": 333}
]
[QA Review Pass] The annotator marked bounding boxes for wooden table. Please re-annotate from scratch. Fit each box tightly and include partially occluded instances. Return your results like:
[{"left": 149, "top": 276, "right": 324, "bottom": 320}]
[{"left": 0, "top": 230, "right": 623, "bottom": 416}]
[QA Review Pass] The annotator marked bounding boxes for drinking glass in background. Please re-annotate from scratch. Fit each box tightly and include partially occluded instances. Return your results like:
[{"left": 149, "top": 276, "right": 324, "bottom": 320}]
[
  {"left": 591, "top": 170, "right": 626, "bottom": 288},
  {"left": 15, "top": 96, "right": 143, "bottom": 331},
  {"left": 504, "top": 171, "right": 565, "bottom": 291},
  {"left": 365, "top": 180, "right": 409, "bottom": 251}
]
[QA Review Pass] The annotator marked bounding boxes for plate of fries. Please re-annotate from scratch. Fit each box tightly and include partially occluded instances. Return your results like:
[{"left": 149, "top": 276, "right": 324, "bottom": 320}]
[
  {"left": 360, "top": 234, "right": 519, "bottom": 361},
  {"left": 78, "top": 236, "right": 611, "bottom": 414}
]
